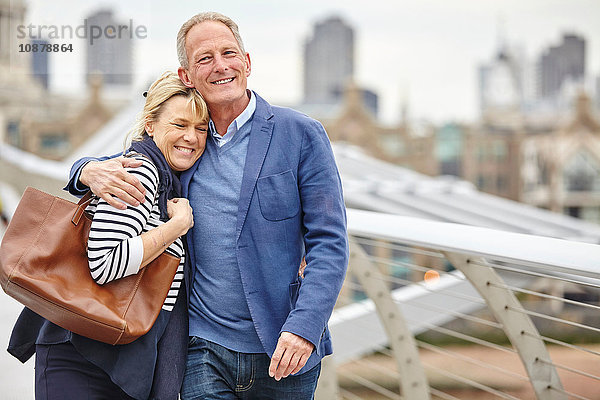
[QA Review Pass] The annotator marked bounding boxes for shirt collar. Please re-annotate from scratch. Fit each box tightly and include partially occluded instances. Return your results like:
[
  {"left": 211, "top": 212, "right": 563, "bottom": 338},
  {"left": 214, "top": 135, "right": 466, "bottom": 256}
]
[{"left": 209, "top": 90, "right": 256, "bottom": 146}]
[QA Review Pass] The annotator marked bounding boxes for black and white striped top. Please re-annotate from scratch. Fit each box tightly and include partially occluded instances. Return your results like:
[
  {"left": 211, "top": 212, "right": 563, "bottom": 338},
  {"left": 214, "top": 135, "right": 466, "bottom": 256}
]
[{"left": 86, "top": 155, "right": 184, "bottom": 311}]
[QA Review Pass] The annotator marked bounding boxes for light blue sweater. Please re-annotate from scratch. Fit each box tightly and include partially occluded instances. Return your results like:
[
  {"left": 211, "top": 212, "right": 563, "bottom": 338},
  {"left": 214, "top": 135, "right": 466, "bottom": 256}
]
[{"left": 188, "top": 115, "right": 263, "bottom": 352}]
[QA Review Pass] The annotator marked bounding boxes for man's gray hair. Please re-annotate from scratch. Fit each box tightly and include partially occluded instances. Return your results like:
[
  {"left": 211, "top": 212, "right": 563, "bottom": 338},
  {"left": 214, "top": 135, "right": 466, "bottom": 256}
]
[{"left": 177, "top": 12, "right": 246, "bottom": 69}]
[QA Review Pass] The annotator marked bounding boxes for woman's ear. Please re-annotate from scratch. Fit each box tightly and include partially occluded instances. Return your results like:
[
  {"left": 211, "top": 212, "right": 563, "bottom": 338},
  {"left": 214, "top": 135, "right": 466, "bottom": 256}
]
[{"left": 145, "top": 120, "right": 154, "bottom": 137}]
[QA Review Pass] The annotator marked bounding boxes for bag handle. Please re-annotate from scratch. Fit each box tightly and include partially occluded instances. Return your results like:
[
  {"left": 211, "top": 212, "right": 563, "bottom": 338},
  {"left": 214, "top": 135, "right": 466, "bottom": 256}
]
[{"left": 71, "top": 191, "right": 94, "bottom": 226}]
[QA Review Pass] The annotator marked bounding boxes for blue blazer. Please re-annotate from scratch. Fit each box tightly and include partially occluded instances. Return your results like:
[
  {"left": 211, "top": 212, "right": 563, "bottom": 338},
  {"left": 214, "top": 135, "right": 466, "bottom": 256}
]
[{"left": 66, "top": 92, "right": 349, "bottom": 375}]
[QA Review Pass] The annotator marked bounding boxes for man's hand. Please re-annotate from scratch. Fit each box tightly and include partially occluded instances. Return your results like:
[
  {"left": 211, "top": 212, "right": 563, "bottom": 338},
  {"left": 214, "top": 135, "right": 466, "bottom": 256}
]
[
  {"left": 80, "top": 157, "right": 146, "bottom": 210},
  {"left": 269, "top": 332, "right": 314, "bottom": 381}
]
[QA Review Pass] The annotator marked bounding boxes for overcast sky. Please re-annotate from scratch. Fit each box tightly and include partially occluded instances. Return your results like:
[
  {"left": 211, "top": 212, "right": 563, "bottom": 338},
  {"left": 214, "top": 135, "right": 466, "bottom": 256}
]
[{"left": 21, "top": 0, "right": 600, "bottom": 124}]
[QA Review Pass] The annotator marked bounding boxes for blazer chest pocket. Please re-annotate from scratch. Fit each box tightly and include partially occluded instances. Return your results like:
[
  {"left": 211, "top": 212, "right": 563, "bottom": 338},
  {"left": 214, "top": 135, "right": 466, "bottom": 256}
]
[{"left": 257, "top": 170, "right": 300, "bottom": 221}]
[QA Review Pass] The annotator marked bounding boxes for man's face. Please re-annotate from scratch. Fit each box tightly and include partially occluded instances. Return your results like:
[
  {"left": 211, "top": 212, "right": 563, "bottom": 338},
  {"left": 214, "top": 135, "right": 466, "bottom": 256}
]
[{"left": 180, "top": 21, "right": 251, "bottom": 111}]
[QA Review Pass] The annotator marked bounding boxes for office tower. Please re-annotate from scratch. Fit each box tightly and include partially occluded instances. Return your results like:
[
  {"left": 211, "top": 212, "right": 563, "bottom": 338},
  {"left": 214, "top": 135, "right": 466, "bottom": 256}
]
[
  {"left": 31, "top": 39, "right": 49, "bottom": 89},
  {"left": 538, "top": 34, "right": 585, "bottom": 99},
  {"left": 303, "top": 16, "right": 354, "bottom": 104},
  {"left": 85, "top": 9, "right": 133, "bottom": 86}
]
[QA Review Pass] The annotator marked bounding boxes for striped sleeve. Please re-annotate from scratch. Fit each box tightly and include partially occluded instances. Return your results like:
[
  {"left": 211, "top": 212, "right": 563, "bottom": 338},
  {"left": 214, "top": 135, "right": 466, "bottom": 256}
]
[
  {"left": 87, "top": 156, "right": 160, "bottom": 285},
  {"left": 161, "top": 237, "right": 185, "bottom": 311}
]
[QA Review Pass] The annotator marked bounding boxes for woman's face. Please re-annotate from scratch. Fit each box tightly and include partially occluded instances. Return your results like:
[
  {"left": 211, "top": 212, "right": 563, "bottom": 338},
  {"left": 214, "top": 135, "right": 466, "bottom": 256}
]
[{"left": 146, "top": 95, "right": 208, "bottom": 171}]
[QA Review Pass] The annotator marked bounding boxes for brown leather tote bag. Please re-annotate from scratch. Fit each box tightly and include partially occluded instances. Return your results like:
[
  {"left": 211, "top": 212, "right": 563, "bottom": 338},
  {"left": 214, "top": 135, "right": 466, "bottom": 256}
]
[{"left": 0, "top": 187, "right": 180, "bottom": 345}]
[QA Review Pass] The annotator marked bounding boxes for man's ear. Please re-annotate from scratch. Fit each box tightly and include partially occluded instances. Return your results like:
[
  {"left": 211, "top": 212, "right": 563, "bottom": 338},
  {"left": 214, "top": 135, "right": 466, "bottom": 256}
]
[
  {"left": 178, "top": 67, "right": 195, "bottom": 88},
  {"left": 244, "top": 53, "right": 251, "bottom": 77}
]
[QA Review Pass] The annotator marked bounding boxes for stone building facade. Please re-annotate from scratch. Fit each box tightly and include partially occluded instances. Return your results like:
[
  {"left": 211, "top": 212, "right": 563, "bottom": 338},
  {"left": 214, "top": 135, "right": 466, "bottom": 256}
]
[
  {"left": 321, "top": 81, "right": 600, "bottom": 224},
  {"left": 519, "top": 94, "right": 600, "bottom": 221},
  {"left": 322, "top": 83, "right": 437, "bottom": 176},
  {"left": 0, "top": 0, "right": 117, "bottom": 160}
]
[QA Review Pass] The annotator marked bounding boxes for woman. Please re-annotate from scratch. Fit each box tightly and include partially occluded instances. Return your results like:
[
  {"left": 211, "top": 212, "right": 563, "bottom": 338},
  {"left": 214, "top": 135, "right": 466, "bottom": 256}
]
[{"left": 8, "top": 72, "right": 209, "bottom": 400}]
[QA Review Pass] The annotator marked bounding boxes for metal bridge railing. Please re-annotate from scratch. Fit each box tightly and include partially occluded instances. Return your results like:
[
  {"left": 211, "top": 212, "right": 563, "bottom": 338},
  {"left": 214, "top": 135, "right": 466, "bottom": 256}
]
[{"left": 316, "top": 209, "right": 600, "bottom": 400}]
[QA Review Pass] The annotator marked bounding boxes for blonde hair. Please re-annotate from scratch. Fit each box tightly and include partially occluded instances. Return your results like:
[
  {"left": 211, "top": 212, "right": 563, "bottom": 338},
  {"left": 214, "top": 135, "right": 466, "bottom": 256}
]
[
  {"left": 127, "top": 71, "right": 209, "bottom": 146},
  {"left": 176, "top": 11, "right": 246, "bottom": 69}
]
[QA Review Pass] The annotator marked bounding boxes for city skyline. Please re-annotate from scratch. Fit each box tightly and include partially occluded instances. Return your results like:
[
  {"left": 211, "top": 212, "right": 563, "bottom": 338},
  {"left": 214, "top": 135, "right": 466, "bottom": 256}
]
[{"left": 18, "top": 0, "right": 600, "bottom": 124}]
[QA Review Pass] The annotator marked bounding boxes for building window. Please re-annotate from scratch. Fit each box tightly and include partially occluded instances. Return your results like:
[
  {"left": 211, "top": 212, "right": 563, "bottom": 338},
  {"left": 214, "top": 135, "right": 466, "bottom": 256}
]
[
  {"left": 435, "top": 124, "right": 463, "bottom": 162},
  {"left": 493, "top": 140, "right": 507, "bottom": 162},
  {"left": 440, "top": 160, "right": 461, "bottom": 177},
  {"left": 476, "top": 144, "right": 485, "bottom": 162},
  {"left": 565, "top": 207, "right": 581, "bottom": 218},
  {"left": 539, "top": 161, "right": 549, "bottom": 185},
  {"left": 6, "top": 121, "right": 20, "bottom": 147},
  {"left": 40, "top": 134, "right": 70, "bottom": 154},
  {"left": 497, "top": 175, "right": 507, "bottom": 191},
  {"left": 581, "top": 207, "right": 600, "bottom": 224},
  {"left": 476, "top": 174, "right": 486, "bottom": 189},
  {"left": 562, "top": 150, "right": 600, "bottom": 192}
]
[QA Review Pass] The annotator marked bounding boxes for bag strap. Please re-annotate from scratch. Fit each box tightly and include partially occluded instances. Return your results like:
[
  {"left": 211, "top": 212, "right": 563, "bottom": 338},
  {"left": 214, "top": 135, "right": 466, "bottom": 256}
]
[{"left": 72, "top": 191, "right": 94, "bottom": 226}]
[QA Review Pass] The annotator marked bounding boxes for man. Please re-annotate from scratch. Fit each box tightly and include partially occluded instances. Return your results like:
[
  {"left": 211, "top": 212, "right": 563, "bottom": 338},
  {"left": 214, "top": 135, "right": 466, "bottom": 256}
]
[{"left": 68, "top": 12, "right": 348, "bottom": 399}]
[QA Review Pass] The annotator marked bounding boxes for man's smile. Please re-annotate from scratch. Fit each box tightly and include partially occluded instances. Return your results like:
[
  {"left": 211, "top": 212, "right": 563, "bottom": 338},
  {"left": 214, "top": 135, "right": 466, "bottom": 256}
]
[{"left": 212, "top": 77, "right": 234, "bottom": 85}]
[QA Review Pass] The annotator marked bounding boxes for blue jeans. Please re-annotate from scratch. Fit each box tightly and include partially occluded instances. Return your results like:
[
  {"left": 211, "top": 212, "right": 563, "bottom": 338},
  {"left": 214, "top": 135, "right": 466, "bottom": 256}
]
[{"left": 181, "top": 337, "right": 321, "bottom": 399}]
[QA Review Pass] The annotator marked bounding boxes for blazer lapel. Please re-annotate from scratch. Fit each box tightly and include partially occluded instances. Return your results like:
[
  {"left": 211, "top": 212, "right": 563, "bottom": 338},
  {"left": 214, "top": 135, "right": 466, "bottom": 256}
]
[{"left": 236, "top": 94, "right": 274, "bottom": 241}]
